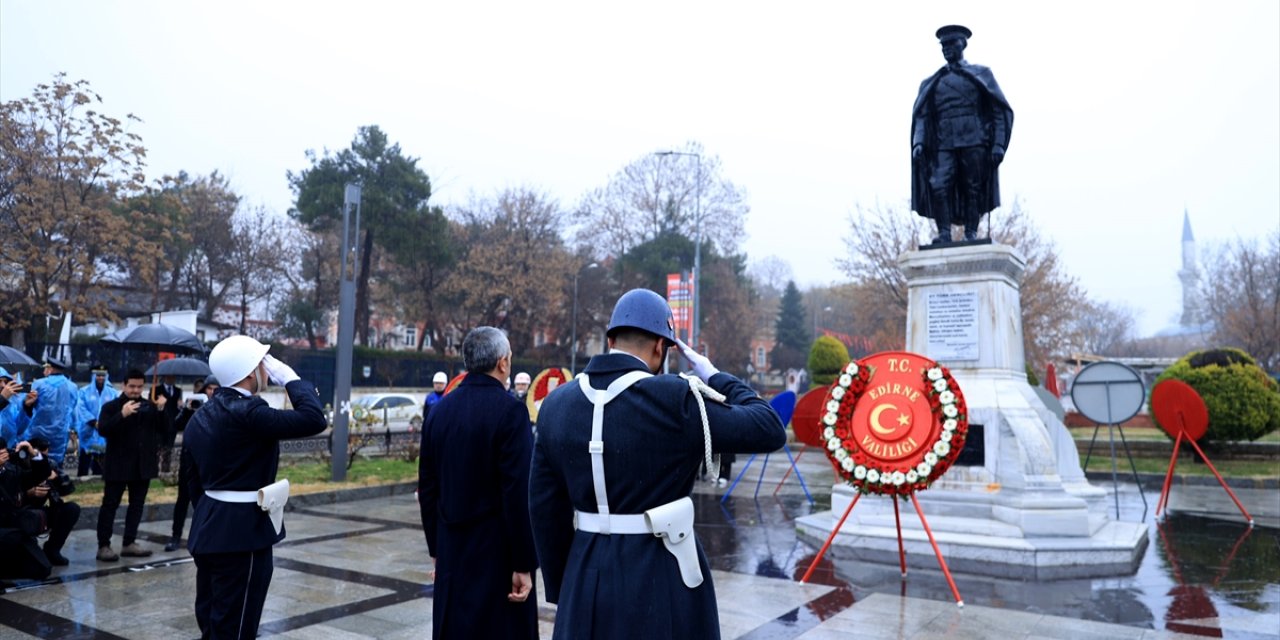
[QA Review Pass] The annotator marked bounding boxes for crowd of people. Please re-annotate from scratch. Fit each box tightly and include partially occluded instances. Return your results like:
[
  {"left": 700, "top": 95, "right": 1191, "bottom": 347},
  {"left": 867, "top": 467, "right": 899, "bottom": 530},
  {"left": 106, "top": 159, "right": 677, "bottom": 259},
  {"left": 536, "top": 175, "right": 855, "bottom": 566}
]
[{"left": 1, "top": 288, "right": 785, "bottom": 639}]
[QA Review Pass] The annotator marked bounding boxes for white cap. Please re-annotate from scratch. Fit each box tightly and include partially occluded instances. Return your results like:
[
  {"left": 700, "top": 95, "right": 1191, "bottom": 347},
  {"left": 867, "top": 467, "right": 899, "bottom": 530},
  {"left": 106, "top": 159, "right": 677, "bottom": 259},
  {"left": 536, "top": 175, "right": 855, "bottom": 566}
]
[
  {"left": 433, "top": 371, "right": 448, "bottom": 384},
  {"left": 515, "top": 372, "right": 531, "bottom": 384},
  {"left": 209, "top": 335, "right": 270, "bottom": 387}
]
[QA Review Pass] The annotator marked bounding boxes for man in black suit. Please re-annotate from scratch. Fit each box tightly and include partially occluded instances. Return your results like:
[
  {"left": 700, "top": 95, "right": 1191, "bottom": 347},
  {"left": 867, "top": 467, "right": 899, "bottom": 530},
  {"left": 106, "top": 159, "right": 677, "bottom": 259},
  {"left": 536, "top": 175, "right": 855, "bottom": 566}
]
[
  {"left": 184, "top": 336, "right": 326, "bottom": 639},
  {"left": 156, "top": 374, "right": 183, "bottom": 473},
  {"left": 95, "top": 369, "right": 168, "bottom": 561},
  {"left": 418, "top": 327, "right": 538, "bottom": 640}
]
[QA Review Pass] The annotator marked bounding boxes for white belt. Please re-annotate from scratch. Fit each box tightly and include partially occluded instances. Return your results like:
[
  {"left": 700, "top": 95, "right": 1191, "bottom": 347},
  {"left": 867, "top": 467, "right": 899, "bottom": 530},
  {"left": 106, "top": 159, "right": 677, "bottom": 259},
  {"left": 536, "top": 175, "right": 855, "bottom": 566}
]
[
  {"left": 204, "top": 479, "right": 291, "bottom": 534},
  {"left": 574, "top": 511, "right": 650, "bottom": 534},
  {"left": 205, "top": 490, "right": 257, "bottom": 502}
]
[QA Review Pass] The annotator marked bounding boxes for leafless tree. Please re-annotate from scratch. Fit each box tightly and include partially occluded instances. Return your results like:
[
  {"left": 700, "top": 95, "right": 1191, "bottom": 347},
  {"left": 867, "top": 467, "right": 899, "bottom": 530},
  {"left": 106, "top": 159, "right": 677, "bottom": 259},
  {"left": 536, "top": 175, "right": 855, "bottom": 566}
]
[{"left": 1199, "top": 232, "right": 1280, "bottom": 370}]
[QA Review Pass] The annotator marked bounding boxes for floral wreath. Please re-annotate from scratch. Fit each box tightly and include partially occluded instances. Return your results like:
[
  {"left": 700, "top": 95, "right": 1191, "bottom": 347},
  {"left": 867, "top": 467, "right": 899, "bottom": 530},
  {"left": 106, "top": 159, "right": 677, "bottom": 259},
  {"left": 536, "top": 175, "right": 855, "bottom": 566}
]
[{"left": 820, "top": 360, "right": 969, "bottom": 496}]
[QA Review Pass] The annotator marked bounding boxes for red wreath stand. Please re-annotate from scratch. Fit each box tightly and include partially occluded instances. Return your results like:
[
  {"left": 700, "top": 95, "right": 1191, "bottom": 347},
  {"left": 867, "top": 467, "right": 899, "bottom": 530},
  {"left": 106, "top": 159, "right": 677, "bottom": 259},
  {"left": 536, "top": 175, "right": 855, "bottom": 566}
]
[
  {"left": 1151, "top": 379, "right": 1253, "bottom": 527},
  {"left": 798, "top": 351, "right": 966, "bottom": 607}
]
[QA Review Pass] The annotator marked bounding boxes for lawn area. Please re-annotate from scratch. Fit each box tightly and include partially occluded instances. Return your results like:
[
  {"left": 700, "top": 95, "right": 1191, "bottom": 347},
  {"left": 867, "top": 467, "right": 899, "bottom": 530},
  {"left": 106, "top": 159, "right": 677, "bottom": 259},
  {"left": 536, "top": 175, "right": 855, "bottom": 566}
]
[
  {"left": 1070, "top": 426, "right": 1280, "bottom": 443},
  {"left": 1081, "top": 454, "right": 1280, "bottom": 477},
  {"left": 67, "top": 458, "right": 419, "bottom": 507}
]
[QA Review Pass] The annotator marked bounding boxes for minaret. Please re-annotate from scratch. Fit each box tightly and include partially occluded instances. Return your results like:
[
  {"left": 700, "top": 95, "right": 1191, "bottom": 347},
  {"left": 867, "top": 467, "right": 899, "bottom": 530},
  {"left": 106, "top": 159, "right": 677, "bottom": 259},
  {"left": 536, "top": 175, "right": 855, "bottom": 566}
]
[{"left": 1178, "top": 209, "right": 1200, "bottom": 326}]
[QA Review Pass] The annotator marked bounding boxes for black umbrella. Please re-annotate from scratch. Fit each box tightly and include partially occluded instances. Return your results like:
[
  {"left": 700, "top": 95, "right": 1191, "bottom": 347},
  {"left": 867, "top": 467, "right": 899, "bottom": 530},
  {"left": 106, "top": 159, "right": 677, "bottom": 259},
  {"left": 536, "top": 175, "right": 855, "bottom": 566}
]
[
  {"left": 0, "top": 345, "right": 40, "bottom": 368},
  {"left": 101, "top": 324, "right": 205, "bottom": 354},
  {"left": 145, "top": 357, "right": 212, "bottom": 378}
]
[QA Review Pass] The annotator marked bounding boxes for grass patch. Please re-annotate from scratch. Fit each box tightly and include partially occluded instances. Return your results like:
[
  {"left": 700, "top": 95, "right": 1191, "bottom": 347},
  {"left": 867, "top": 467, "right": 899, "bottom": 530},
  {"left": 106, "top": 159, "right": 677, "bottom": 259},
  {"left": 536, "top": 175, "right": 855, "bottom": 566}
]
[
  {"left": 1081, "top": 455, "right": 1280, "bottom": 477},
  {"left": 67, "top": 457, "right": 418, "bottom": 507},
  {"left": 1070, "top": 427, "right": 1280, "bottom": 443}
]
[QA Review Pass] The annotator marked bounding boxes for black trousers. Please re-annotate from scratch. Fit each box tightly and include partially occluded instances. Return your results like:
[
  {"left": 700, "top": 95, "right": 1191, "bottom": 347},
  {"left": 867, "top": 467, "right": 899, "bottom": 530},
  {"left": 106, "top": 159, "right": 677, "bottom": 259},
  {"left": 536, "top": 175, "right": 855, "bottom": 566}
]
[
  {"left": 171, "top": 451, "right": 192, "bottom": 539},
  {"left": 194, "top": 547, "right": 274, "bottom": 640},
  {"left": 43, "top": 501, "right": 80, "bottom": 554},
  {"left": 77, "top": 452, "right": 102, "bottom": 477},
  {"left": 929, "top": 146, "right": 988, "bottom": 226},
  {"left": 97, "top": 478, "right": 150, "bottom": 547}
]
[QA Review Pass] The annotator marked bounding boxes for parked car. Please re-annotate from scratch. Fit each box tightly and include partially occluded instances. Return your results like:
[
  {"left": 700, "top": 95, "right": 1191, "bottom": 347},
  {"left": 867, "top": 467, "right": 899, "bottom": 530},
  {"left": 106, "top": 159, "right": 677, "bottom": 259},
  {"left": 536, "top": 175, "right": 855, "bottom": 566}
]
[{"left": 352, "top": 393, "right": 423, "bottom": 428}]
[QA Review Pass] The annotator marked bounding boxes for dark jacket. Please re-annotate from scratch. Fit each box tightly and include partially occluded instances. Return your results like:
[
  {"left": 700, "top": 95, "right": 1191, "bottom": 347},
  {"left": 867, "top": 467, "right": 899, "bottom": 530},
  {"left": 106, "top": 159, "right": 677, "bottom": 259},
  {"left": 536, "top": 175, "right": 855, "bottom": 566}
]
[
  {"left": 155, "top": 383, "right": 183, "bottom": 445},
  {"left": 530, "top": 353, "right": 786, "bottom": 639},
  {"left": 418, "top": 373, "right": 538, "bottom": 640},
  {"left": 184, "top": 381, "right": 326, "bottom": 555},
  {"left": 97, "top": 395, "right": 169, "bottom": 482}
]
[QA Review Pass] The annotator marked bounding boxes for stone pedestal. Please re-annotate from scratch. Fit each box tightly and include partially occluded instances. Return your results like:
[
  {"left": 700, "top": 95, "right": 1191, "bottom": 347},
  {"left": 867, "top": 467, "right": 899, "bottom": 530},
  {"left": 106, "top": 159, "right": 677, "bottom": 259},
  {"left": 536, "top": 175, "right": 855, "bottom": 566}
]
[{"left": 796, "top": 243, "right": 1148, "bottom": 578}]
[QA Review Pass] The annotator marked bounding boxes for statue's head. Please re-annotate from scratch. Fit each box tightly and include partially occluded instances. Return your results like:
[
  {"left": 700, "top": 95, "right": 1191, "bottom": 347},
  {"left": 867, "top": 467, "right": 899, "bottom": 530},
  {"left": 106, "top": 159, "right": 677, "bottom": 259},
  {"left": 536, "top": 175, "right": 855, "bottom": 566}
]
[{"left": 936, "top": 25, "right": 971, "bottom": 63}]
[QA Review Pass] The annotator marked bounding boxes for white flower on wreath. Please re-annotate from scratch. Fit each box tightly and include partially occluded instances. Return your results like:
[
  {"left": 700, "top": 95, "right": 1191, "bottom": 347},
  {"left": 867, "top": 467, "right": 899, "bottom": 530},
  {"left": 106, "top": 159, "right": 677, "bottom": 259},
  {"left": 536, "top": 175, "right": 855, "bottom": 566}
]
[
  {"left": 881, "top": 473, "right": 893, "bottom": 485},
  {"left": 938, "top": 390, "right": 955, "bottom": 405},
  {"left": 867, "top": 469, "right": 880, "bottom": 483},
  {"left": 841, "top": 458, "right": 855, "bottom": 472},
  {"left": 834, "top": 448, "right": 849, "bottom": 461},
  {"left": 943, "top": 404, "right": 959, "bottom": 418},
  {"left": 838, "top": 374, "right": 853, "bottom": 387},
  {"left": 927, "top": 367, "right": 943, "bottom": 381},
  {"left": 823, "top": 412, "right": 837, "bottom": 426},
  {"left": 845, "top": 363, "right": 859, "bottom": 376},
  {"left": 917, "top": 462, "right": 933, "bottom": 476},
  {"left": 826, "top": 400, "right": 841, "bottom": 413},
  {"left": 940, "top": 430, "right": 953, "bottom": 442},
  {"left": 891, "top": 471, "right": 906, "bottom": 486},
  {"left": 827, "top": 437, "right": 841, "bottom": 451},
  {"left": 943, "top": 418, "right": 958, "bottom": 431},
  {"left": 823, "top": 427, "right": 835, "bottom": 440},
  {"left": 854, "top": 465, "right": 868, "bottom": 480},
  {"left": 831, "top": 386, "right": 845, "bottom": 400},
  {"left": 925, "top": 452, "right": 939, "bottom": 466},
  {"left": 906, "top": 470, "right": 920, "bottom": 483},
  {"left": 933, "top": 378, "right": 948, "bottom": 392},
  {"left": 934, "top": 441, "right": 951, "bottom": 456}
]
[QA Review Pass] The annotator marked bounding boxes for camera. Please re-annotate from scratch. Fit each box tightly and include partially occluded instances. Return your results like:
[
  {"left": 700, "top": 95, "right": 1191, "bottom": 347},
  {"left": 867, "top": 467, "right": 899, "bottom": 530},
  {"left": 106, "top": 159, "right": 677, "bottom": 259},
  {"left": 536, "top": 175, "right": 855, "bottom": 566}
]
[
  {"left": 189, "top": 398, "right": 203, "bottom": 409},
  {"left": 19, "top": 382, "right": 32, "bottom": 393}
]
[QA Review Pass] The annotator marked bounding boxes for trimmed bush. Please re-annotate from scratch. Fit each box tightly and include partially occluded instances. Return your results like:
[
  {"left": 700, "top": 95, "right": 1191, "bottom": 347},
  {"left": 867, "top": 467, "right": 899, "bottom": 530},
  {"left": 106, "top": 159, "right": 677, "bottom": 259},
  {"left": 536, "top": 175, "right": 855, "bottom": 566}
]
[
  {"left": 1154, "top": 347, "right": 1280, "bottom": 442},
  {"left": 807, "top": 336, "right": 850, "bottom": 387}
]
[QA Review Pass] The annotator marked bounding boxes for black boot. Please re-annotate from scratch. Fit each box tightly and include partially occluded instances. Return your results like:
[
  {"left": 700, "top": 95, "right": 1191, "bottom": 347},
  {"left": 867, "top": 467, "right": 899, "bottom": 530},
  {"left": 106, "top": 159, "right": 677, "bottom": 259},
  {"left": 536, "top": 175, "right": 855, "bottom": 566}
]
[
  {"left": 963, "top": 223, "right": 979, "bottom": 241},
  {"left": 164, "top": 536, "right": 182, "bottom": 552},
  {"left": 931, "top": 192, "right": 953, "bottom": 245}
]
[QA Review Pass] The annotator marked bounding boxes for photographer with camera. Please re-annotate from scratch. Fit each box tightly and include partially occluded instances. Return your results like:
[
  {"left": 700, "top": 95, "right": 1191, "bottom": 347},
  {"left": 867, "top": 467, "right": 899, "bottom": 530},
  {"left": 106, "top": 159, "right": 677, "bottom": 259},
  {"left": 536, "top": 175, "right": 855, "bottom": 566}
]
[
  {"left": 0, "top": 436, "right": 78, "bottom": 578},
  {"left": 95, "top": 369, "right": 167, "bottom": 561},
  {"left": 74, "top": 365, "right": 118, "bottom": 477}
]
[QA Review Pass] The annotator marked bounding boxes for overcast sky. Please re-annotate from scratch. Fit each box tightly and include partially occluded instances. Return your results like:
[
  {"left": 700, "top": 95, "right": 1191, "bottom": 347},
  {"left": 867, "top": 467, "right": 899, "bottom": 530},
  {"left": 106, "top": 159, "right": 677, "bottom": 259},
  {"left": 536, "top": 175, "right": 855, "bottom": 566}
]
[{"left": 4, "top": 1, "right": 1277, "bottom": 338}]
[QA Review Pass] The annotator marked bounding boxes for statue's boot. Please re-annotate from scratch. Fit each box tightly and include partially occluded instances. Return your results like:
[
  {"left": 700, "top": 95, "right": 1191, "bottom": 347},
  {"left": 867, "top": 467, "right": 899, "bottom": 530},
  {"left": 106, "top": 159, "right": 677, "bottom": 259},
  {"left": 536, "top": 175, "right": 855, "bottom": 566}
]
[
  {"left": 962, "top": 197, "right": 981, "bottom": 241},
  {"left": 931, "top": 193, "right": 952, "bottom": 245}
]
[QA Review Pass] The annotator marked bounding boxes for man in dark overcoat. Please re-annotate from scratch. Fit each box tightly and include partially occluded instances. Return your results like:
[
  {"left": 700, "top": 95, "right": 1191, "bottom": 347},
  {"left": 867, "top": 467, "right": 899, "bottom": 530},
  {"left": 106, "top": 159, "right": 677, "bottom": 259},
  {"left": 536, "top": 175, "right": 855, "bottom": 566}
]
[
  {"left": 418, "top": 326, "right": 538, "bottom": 640},
  {"left": 95, "top": 368, "right": 168, "bottom": 561},
  {"left": 184, "top": 335, "right": 327, "bottom": 639},
  {"left": 911, "top": 24, "right": 1014, "bottom": 244},
  {"left": 530, "top": 289, "right": 786, "bottom": 639}
]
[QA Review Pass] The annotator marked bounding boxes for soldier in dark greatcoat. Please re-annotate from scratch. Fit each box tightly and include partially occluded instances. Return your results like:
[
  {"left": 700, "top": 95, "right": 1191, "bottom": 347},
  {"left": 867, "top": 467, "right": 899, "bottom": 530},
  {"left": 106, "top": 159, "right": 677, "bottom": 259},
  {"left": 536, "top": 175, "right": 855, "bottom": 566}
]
[
  {"left": 184, "top": 335, "right": 327, "bottom": 640},
  {"left": 530, "top": 289, "right": 786, "bottom": 639},
  {"left": 418, "top": 326, "right": 538, "bottom": 640},
  {"left": 911, "top": 24, "right": 1014, "bottom": 244}
]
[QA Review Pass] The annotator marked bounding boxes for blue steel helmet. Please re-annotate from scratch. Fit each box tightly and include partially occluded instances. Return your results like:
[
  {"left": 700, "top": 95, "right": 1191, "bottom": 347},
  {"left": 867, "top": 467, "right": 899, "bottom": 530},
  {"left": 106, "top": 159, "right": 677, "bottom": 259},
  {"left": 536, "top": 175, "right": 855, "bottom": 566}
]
[{"left": 606, "top": 289, "right": 676, "bottom": 343}]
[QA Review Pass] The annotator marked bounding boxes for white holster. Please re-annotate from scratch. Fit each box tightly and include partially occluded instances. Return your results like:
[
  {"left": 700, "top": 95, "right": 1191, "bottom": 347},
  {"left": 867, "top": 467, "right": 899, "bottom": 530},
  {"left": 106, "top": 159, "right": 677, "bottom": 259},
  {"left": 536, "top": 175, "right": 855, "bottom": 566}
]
[
  {"left": 258, "top": 479, "right": 290, "bottom": 534},
  {"left": 645, "top": 496, "right": 702, "bottom": 588}
]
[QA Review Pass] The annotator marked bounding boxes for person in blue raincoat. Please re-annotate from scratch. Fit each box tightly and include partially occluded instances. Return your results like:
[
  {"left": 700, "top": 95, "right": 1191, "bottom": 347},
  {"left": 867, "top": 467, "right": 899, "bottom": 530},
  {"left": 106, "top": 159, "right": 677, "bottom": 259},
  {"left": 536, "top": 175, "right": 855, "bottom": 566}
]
[
  {"left": 74, "top": 365, "right": 117, "bottom": 477},
  {"left": 530, "top": 289, "right": 786, "bottom": 640},
  {"left": 20, "top": 356, "right": 80, "bottom": 464},
  {"left": 0, "top": 368, "right": 25, "bottom": 444}
]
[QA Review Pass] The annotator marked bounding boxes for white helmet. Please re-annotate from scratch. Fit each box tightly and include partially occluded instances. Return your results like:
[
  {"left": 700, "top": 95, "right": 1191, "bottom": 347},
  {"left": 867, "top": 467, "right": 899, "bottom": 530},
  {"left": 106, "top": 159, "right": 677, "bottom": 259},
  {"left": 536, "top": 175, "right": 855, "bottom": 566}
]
[
  {"left": 209, "top": 335, "right": 270, "bottom": 386},
  {"left": 433, "top": 371, "right": 448, "bottom": 384},
  {"left": 515, "top": 372, "right": 531, "bottom": 385}
]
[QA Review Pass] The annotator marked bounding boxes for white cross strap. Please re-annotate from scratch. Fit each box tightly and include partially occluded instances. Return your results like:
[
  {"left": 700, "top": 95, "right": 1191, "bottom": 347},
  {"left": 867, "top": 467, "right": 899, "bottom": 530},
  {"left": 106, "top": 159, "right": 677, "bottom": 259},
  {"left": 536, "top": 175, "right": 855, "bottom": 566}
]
[{"left": 577, "top": 371, "right": 651, "bottom": 534}]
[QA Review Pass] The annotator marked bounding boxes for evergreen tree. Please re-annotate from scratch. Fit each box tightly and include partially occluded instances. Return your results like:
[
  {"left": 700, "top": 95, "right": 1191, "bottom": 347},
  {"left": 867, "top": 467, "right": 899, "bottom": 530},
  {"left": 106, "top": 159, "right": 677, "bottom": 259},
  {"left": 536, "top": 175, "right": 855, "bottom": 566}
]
[{"left": 771, "top": 281, "right": 810, "bottom": 371}]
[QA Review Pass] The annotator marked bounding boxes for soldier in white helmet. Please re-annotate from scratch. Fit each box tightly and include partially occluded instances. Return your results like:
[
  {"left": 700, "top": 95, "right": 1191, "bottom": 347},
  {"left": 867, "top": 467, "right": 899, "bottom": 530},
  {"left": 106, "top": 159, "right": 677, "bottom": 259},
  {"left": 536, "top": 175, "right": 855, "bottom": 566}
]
[{"left": 183, "top": 335, "right": 326, "bottom": 639}]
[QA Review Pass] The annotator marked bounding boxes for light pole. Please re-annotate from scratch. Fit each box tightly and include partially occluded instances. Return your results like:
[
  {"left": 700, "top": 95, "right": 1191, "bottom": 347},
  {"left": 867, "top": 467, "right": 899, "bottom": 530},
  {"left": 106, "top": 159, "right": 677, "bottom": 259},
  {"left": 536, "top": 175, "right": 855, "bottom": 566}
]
[
  {"left": 571, "top": 262, "right": 599, "bottom": 376},
  {"left": 654, "top": 150, "right": 702, "bottom": 351}
]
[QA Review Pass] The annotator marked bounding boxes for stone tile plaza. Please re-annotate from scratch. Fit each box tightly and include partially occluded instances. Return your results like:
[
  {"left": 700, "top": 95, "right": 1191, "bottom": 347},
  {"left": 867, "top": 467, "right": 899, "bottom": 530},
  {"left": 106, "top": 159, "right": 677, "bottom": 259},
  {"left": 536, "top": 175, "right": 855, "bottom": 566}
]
[{"left": 2, "top": 452, "right": 1276, "bottom": 639}]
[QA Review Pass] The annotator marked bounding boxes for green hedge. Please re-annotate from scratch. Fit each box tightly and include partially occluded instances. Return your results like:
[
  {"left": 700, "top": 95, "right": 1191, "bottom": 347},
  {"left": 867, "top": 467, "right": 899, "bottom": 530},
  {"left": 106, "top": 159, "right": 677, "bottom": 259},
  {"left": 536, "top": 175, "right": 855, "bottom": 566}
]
[
  {"left": 1153, "top": 347, "right": 1280, "bottom": 442},
  {"left": 807, "top": 336, "right": 850, "bottom": 387}
]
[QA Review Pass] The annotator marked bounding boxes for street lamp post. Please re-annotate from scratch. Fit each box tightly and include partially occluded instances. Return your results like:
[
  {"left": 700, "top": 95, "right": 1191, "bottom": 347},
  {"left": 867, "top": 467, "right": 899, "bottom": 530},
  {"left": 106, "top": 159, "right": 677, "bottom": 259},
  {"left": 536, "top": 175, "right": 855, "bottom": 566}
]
[
  {"left": 655, "top": 150, "right": 702, "bottom": 351},
  {"left": 570, "top": 262, "right": 599, "bottom": 376}
]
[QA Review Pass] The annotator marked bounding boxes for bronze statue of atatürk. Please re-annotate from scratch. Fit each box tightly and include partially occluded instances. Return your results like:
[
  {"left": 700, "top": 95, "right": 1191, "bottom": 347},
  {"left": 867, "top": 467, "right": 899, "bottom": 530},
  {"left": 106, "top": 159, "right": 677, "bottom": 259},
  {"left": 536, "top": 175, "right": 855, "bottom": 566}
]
[{"left": 911, "top": 25, "right": 1014, "bottom": 245}]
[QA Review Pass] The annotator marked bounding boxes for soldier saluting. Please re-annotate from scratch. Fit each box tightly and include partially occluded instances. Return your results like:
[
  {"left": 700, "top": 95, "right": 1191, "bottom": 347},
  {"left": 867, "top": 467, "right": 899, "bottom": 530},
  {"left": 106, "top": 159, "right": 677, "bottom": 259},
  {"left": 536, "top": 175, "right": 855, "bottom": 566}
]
[
  {"left": 530, "top": 289, "right": 786, "bottom": 639},
  {"left": 911, "top": 24, "right": 1014, "bottom": 244}
]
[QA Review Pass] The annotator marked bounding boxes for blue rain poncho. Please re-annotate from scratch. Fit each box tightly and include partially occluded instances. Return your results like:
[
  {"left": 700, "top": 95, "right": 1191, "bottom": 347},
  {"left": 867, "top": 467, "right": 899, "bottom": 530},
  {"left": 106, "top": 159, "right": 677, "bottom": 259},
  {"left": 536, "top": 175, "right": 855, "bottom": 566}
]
[
  {"left": 21, "top": 371, "right": 80, "bottom": 463},
  {"left": 75, "top": 375, "right": 119, "bottom": 454},
  {"left": 0, "top": 367, "right": 24, "bottom": 444}
]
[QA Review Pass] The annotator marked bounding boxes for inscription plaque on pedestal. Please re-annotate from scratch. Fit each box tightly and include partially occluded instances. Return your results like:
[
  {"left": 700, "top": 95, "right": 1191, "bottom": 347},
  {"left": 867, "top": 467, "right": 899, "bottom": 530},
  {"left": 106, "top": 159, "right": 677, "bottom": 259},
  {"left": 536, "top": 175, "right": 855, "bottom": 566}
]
[{"left": 926, "top": 291, "right": 979, "bottom": 361}]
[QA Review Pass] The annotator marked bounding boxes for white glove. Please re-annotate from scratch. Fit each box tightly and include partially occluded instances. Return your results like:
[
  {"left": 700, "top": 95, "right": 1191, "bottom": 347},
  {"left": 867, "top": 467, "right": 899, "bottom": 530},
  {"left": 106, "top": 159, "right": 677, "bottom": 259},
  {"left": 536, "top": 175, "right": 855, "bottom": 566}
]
[
  {"left": 675, "top": 338, "right": 719, "bottom": 383},
  {"left": 262, "top": 354, "right": 301, "bottom": 385}
]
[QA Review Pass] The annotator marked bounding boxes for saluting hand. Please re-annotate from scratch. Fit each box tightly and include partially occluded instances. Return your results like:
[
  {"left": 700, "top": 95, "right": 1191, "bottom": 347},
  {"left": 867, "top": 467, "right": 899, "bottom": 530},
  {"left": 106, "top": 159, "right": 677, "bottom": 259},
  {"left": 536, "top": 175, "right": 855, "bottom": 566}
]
[{"left": 675, "top": 338, "right": 719, "bottom": 383}]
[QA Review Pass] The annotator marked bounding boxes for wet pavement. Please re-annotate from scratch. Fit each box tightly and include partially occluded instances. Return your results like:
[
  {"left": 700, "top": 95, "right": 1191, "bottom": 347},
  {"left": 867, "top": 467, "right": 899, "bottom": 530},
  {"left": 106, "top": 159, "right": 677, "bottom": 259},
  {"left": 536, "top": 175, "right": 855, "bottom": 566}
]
[{"left": 1, "top": 447, "right": 1276, "bottom": 639}]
